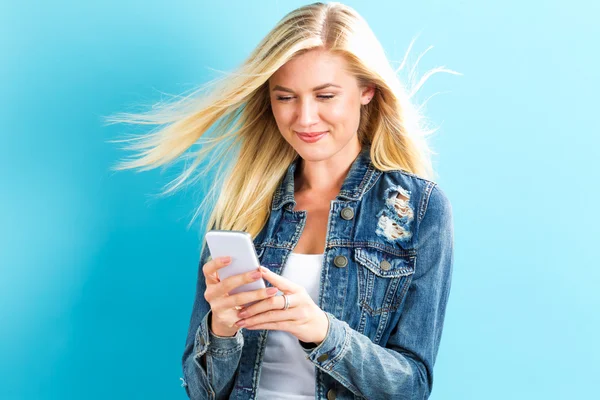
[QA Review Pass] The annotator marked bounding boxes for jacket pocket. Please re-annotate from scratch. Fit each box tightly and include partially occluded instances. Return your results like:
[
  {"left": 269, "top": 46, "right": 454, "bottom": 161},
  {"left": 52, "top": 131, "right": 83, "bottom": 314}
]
[{"left": 354, "top": 247, "right": 416, "bottom": 316}]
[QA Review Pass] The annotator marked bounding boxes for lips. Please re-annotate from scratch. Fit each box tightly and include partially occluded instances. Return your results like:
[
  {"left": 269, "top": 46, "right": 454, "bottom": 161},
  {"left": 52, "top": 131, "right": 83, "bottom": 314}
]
[
  {"left": 295, "top": 130, "right": 328, "bottom": 137},
  {"left": 295, "top": 130, "right": 328, "bottom": 143}
]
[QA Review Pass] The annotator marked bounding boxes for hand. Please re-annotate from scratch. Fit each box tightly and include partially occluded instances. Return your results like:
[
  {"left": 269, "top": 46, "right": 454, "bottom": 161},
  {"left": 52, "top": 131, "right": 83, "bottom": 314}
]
[
  {"left": 202, "top": 257, "right": 280, "bottom": 337},
  {"left": 234, "top": 266, "right": 330, "bottom": 345}
]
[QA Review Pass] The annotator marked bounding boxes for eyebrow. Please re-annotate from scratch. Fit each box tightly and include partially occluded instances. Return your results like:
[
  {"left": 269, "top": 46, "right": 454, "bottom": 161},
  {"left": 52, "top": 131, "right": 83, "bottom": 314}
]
[{"left": 271, "top": 83, "right": 342, "bottom": 93}]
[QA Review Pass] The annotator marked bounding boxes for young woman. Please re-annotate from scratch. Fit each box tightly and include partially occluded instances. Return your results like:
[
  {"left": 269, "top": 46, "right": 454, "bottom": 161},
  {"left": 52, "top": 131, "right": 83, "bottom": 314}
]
[{"left": 109, "top": 2, "right": 454, "bottom": 399}]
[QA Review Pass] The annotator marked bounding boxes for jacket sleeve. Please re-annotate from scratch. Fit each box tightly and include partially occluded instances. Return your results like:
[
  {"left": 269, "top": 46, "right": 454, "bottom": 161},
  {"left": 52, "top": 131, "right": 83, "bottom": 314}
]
[
  {"left": 299, "top": 184, "right": 454, "bottom": 399},
  {"left": 181, "top": 242, "right": 244, "bottom": 400}
]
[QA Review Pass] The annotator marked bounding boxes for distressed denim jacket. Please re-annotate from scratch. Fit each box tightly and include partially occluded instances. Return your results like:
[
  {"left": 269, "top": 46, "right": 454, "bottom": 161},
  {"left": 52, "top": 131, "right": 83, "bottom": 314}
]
[{"left": 181, "top": 145, "right": 454, "bottom": 400}]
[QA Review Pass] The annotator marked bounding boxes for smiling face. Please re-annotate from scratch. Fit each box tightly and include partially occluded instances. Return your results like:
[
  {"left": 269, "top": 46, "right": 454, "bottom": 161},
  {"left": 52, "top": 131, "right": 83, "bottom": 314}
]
[{"left": 268, "top": 49, "right": 374, "bottom": 162}]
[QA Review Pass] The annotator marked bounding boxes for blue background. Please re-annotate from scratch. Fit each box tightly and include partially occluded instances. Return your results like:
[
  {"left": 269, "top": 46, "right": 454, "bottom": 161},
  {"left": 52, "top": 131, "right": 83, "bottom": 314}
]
[{"left": 1, "top": 0, "right": 598, "bottom": 398}]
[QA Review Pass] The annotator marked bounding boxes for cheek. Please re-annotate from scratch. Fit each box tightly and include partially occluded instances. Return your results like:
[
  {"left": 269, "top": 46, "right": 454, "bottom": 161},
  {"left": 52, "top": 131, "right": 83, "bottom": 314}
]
[
  {"left": 325, "top": 100, "right": 360, "bottom": 127},
  {"left": 327, "top": 103, "right": 347, "bottom": 121},
  {"left": 271, "top": 107, "right": 297, "bottom": 141},
  {"left": 271, "top": 104, "right": 292, "bottom": 126}
]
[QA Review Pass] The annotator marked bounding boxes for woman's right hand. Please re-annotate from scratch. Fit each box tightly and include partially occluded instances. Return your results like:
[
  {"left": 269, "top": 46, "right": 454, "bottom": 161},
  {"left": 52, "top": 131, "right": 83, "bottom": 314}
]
[{"left": 202, "top": 256, "right": 280, "bottom": 337}]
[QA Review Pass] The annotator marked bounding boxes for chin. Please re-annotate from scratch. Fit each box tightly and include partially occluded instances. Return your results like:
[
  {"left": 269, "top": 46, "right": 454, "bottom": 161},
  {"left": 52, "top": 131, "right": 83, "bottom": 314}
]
[{"left": 293, "top": 145, "right": 334, "bottom": 162}]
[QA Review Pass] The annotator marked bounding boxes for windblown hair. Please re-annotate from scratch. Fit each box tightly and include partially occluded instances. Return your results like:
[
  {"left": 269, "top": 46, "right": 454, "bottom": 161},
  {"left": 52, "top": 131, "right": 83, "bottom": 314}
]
[{"left": 104, "top": 1, "right": 458, "bottom": 250}]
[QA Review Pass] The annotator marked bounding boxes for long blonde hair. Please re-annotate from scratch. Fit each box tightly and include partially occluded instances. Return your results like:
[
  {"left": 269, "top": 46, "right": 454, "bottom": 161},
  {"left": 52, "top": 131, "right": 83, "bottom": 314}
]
[{"left": 103, "top": 1, "right": 458, "bottom": 248}]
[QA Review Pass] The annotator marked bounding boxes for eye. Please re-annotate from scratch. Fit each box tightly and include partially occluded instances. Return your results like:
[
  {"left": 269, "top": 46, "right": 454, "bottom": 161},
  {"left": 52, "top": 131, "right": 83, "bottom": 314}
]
[
  {"left": 275, "top": 94, "right": 336, "bottom": 102},
  {"left": 276, "top": 96, "right": 293, "bottom": 102}
]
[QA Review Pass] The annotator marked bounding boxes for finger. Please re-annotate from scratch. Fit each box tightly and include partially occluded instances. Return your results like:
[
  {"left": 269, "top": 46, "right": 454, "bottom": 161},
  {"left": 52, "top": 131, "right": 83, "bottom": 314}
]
[
  {"left": 206, "top": 275, "right": 220, "bottom": 285},
  {"left": 203, "top": 257, "right": 232, "bottom": 284},
  {"left": 223, "top": 286, "right": 280, "bottom": 309},
  {"left": 259, "top": 266, "right": 300, "bottom": 293},
  {"left": 238, "top": 292, "right": 296, "bottom": 319},
  {"left": 243, "top": 322, "right": 295, "bottom": 331},
  {"left": 218, "top": 267, "right": 264, "bottom": 295},
  {"left": 236, "top": 309, "right": 297, "bottom": 328}
]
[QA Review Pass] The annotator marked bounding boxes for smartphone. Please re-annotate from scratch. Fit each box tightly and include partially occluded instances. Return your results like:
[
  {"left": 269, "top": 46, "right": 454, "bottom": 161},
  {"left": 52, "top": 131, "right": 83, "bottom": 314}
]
[{"left": 205, "top": 230, "right": 267, "bottom": 298}]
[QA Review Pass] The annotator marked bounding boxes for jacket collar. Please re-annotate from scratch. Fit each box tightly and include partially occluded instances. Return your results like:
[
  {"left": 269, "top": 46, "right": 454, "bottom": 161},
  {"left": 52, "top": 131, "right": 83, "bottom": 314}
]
[{"left": 271, "top": 145, "right": 381, "bottom": 211}]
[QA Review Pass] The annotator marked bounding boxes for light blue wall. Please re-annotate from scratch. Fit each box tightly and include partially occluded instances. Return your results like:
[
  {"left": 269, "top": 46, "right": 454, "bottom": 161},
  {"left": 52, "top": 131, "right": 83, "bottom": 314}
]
[{"left": 1, "top": 1, "right": 598, "bottom": 398}]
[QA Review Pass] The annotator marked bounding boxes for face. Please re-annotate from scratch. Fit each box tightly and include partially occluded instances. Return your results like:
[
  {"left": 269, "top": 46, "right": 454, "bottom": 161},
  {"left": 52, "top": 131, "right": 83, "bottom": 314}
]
[{"left": 268, "top": 49, "right": 374, "bottom": 162}]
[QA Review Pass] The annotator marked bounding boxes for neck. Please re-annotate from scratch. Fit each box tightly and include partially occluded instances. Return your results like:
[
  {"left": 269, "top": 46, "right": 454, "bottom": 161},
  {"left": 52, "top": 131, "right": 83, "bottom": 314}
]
[{"left": 294, "top": 141, "right": 362, "bottom": 194}]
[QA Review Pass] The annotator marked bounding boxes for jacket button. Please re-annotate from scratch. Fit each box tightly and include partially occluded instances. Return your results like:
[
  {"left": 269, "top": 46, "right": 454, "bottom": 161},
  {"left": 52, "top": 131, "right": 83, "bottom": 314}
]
[
  {"left": 340, "top": 207, "right": 354, "bottom": 220},
  {"left": 327, "top": 388, "right": 336, "bottom": 400},
  {"left": 380, "top": 260, "right": 392, "bottom": 271},
  {"left": 333, "top": 255, "right": 348, "bottom": 268},
  {"left": 317, "top": 353, "right": 329, "bottom": 362}
]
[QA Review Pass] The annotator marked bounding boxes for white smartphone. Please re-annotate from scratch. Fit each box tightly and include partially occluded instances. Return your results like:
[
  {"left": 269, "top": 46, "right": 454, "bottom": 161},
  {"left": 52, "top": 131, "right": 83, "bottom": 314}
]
[{"left": 205, "top": 230, "right": 267, "bottom": 297}]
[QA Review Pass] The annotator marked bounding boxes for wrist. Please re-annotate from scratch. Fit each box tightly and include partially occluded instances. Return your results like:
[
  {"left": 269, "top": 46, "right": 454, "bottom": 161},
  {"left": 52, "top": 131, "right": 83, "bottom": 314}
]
[
  {"left": 316, "top": 310, "right": 330, "bottom": 344},
  {"left": 209, "top": 312, "right": 239, "bottom": 337},
  {"left": 210, "top": 323, "right": 239, "bottom": 338}
]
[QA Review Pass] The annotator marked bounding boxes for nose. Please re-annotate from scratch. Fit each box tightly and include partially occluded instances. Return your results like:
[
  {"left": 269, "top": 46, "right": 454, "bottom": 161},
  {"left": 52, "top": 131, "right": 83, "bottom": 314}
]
[{"left": 296, "top": 97, "right": 320, "bottom": 127}]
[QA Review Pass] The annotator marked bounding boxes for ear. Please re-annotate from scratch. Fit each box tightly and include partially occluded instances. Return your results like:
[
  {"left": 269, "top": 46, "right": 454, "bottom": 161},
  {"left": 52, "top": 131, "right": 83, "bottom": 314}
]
[{"left": 360, "top": 85, "right": 376, "bottom": 105}]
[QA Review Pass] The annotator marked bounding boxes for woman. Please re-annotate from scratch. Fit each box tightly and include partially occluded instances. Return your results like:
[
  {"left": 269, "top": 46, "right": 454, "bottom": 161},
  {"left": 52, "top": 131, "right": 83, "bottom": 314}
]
[{"left": 108, "top": 2, "right": 454, "bottom": 399}]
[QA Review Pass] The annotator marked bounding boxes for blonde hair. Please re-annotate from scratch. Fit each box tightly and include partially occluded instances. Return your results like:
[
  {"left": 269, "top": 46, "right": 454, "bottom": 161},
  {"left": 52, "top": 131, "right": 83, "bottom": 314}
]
[{"left": 103, "top": 1, "right": 459, "bottom": 251}]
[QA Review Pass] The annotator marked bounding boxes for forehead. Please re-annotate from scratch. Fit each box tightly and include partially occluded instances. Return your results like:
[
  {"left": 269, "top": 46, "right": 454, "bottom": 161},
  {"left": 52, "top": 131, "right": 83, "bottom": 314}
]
[{"left": 269, "top": 49, "right": 356, "bottom": 89}]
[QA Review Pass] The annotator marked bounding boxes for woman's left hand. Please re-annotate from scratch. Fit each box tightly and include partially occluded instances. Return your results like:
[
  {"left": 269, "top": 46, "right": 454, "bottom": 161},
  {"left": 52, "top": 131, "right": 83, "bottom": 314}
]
[{"left": 234, "top": 266, "right": 329, "bottom": 345}]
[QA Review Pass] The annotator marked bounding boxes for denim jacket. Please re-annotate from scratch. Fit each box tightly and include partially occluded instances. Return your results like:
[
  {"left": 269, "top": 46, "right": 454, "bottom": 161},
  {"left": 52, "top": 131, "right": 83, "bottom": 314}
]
[{"left": 181, "top": 145, "right": 454, "bottom": 399}]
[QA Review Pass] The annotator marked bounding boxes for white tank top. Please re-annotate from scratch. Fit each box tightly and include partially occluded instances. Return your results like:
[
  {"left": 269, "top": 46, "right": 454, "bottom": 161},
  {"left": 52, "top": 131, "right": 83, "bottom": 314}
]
[{"left": 256, "top": 252, "right": 324, "bottom": 399}]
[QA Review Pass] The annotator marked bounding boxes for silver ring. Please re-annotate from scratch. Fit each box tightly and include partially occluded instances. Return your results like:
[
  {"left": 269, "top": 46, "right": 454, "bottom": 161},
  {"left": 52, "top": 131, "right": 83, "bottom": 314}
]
[{"left": 282, "top": 294, "right": 290, "bottom": 310}]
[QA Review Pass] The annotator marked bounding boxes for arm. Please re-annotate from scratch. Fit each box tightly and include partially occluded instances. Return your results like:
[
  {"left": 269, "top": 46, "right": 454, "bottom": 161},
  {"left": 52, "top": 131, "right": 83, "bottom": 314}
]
[
  {"left": 299, "top": 184, "right": 454, "bottom": 399},
  {"left": 181, "top": 244, "right": 244, "bottom": 400}
]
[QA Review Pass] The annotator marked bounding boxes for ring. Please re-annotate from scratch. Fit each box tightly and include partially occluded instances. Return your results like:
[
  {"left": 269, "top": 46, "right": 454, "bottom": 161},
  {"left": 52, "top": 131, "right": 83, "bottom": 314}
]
[{"left": 281, "top": 294, "right": 290, "bottom": 310}]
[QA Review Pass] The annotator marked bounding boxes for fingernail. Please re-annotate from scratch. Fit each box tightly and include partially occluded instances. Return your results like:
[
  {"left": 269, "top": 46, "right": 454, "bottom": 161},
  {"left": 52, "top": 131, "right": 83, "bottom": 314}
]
[
  {"left": 221, "top": 256, "right": 231, "bottom": 263},
  {"left": 266, "top": 287, "right": 278, "bottom": 295},
  {"left": 250, "top": 271, "right": 262, "bottom": 279},
  {"left": 236, "top": 320, "right": 246, "bottom": 327},
  {"left": 238, "top": 311, "right": 247, "bottom": 318},
  {"left": 260, "top": 266, "right": 269, "bottom": 273}
]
